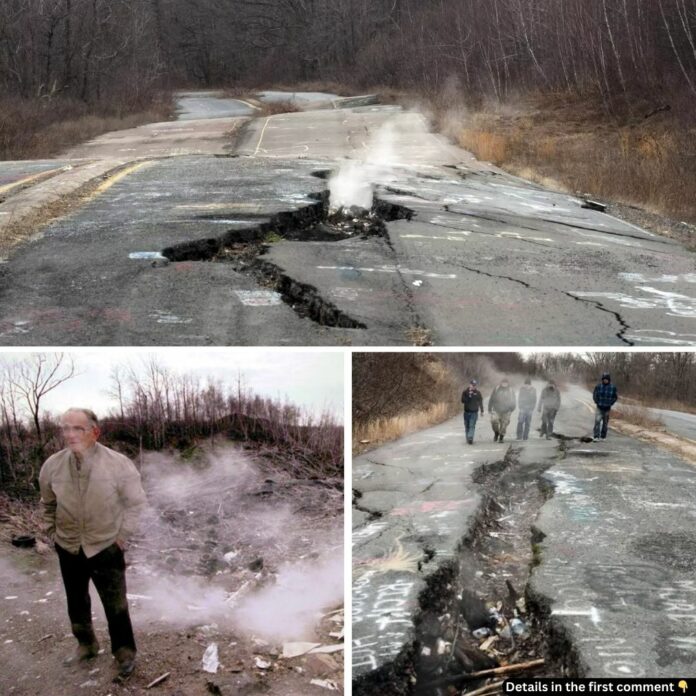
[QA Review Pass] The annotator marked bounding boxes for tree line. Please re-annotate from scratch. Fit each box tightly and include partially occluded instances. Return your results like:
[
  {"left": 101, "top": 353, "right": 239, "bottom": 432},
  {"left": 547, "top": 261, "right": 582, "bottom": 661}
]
[
  {"left": 2, "top": 1, "right": 695, "bottom": 109},
  {"left": 353, "top": 352, "right": 696, "bottom": 428},
  {"left": 524, "top": 352, "right": 696, "bottom": 406},
  {"left": 0, "top": 355, "right": 342, "bottom": 495}
]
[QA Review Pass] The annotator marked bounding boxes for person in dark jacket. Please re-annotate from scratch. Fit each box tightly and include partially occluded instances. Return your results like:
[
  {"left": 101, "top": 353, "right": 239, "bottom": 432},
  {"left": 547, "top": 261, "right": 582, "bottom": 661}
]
[
  {"left": 488, "top": 378, "right": 516, "bottom": 442},
  {"left": 538, "top": 380, "right": 561, "bottom": 439},
  {"left": 461, "top": 380, "right": 484, "bottom": 445},
  {"left": 593, "top": 372, "right": 618, "bottom": 439},
  {"left": 516, "top": 378, "right": 537, "bottom": 441}
]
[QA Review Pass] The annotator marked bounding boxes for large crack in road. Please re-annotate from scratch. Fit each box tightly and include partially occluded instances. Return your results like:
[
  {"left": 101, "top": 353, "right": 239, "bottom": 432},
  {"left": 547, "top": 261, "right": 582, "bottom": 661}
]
[{"left": 353, "top": 394, "right": 696, "bottom": 691}]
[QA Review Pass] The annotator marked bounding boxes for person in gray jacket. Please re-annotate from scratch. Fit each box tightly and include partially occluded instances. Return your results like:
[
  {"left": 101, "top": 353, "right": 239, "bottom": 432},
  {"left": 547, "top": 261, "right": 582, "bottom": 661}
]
[
  {"left": 538, "top": 381, "right": 561, "bottom": 440},
  {"left": 516, "top": 378, "right": 537, "bottom": 441},
  {"left": 488, "top": 378, "right": 516, "bottom": 443},
  {"left": 39, "top": 408, "right": 146, "bottom": 679}
]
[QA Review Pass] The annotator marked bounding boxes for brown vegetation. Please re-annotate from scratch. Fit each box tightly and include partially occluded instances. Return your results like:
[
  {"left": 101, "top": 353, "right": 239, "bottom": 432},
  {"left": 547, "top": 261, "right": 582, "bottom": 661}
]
[
  {"left": 612, "top": 405, "right": 665, "bottom": 430},
  {"left": 352, "top": 353, "right": 527, "bottom": 452},
  {"left": 0, "top": 357, "right": 342, "bottom": 497},
  {"left": 0, "top": 94, "right": 173, "bottom": 160},
  {"left": 449, "top": 92, "right": 696, "bottom": 225},
  {"left": 259, "top": 100, "right": 301, "bottom": 116}
]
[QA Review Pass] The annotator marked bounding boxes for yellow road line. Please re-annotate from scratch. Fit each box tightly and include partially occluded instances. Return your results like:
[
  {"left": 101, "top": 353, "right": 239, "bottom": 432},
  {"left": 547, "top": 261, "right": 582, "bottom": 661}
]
[
  {"left": 87, "top": 161, "right": 152, "bottom": 200},
  {"left": 0, "top": 167, "right": 65, "bottom": 197},
  {"left": 237, "top": 99, "right": 261, "bottom": 111},
  {"left": 254, "top": 118, "right": 271, "bottom": 156}
]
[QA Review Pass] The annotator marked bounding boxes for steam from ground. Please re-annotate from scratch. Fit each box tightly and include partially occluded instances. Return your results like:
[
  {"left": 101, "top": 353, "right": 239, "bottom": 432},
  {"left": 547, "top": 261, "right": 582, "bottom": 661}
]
[
  {"left": 129, "top": 446, "right": 342, "bottom": 642},
  {"left": 232, "top": 554, "right": 343, "bottom": 640},
  {"left": 328, "top": 121, "right": 399, "bottom": 212}
]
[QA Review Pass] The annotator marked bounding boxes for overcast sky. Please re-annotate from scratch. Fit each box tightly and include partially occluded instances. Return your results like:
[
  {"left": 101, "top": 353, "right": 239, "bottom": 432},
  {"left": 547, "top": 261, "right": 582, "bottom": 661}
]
[{"left": 0, "top": 349, "right": 345, "bottom": 422}]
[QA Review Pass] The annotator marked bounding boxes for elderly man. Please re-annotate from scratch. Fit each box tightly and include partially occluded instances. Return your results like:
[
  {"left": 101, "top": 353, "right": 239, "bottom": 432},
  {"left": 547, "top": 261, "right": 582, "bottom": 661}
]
[{"left": 39, "top": 408, "right": 146, "bottom": 679}]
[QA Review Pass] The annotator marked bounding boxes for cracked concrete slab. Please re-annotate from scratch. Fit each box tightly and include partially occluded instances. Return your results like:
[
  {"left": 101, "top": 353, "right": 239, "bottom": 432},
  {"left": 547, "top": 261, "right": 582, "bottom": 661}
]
[
  {"left": 1, "top": 96, "right": 694, "bottom": 346},
  {"left": 353, "top": 381, "right": 696, "bottom": 687},
  {"left": 531, "top": 387, "right": 696, "bottom": 677}
]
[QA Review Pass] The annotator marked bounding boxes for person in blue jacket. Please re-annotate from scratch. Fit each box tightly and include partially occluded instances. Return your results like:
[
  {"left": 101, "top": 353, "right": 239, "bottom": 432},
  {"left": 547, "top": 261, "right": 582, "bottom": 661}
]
[{"left": 593, "top": 372, "right": 618, "bottom": 440}]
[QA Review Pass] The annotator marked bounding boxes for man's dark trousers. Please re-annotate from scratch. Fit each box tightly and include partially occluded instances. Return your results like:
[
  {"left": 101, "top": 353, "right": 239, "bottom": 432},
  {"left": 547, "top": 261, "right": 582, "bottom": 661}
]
[
  {"left": 464, "top": 411, "right": 478, "bottom": 442},
  {"left": 56, "top": 542, "right": 136, "bottom": 655}
]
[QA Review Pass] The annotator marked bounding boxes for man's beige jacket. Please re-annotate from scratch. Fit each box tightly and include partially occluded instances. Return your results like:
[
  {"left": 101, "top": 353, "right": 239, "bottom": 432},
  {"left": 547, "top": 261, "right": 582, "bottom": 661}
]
[{"left": 39, "top": 442, "right": 147, "bottom": 558}]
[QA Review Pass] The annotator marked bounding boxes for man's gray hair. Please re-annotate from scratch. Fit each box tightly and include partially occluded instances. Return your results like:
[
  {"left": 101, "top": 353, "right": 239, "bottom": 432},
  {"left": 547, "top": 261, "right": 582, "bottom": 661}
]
[{"left": 62, "top": 408, "right": 99, "bottom": 428}]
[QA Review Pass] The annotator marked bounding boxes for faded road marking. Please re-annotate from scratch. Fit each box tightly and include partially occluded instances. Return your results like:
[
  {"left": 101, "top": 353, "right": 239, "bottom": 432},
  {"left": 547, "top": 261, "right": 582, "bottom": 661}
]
[
  {"left": 89, "top": 161, "right": 152, "bottom": 200},
  {"left": 317, "top": 265, "right": 456, "bottom": 279},
  {"left": 234, "top": 290, "right": 282, "bottom": 306},
  {"left": 254, "top": 117, "right": 271, "bottom": 155},
  {"left": 0, "top": 167, "right": 66, "bottom": 197}
]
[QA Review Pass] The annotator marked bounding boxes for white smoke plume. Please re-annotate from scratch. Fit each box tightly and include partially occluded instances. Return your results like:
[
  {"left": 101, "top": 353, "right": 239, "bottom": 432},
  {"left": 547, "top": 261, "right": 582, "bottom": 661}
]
[
  {"left": 126, "top": 445, "right": 342, "bottom": 641},
  {"left": 328, "top": 121, "right": 400, "bottom": 212}
]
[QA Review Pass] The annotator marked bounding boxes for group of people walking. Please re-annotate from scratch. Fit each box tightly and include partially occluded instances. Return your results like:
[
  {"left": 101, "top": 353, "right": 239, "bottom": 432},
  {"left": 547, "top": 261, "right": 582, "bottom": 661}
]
[{"left": 461, "top": 373, "right": 618, "bottom": 444}]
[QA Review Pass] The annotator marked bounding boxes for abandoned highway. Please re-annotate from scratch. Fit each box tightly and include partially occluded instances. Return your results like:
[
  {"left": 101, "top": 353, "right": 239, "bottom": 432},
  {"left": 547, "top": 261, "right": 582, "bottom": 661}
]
[
  {"left": 352, "top": 384, "right": 696, "bottom": 692},
  {"left": 0, "top": 91, "right": 694, "bottom": 345}
]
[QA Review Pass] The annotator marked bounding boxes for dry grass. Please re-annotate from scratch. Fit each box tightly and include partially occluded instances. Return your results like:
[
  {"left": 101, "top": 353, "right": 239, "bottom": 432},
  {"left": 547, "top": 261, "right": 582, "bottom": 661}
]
[
  {"left": 0, "top": 93, "right": 173, "bottom": 160},
  {"left": 0, "top": 160, "right": 149, "bottom": 259},
  {"left": 259, "top": 99, "right": 301, "bottom": 116},
  {"left": 612, "top": 404, "right": 665, "bottom": 430},
  {"left": 353, "top": 401, "right": 459, "bottom": 454},
  {"left": 0, "top": 492, "right": 44, "bottom": 543},
  {"left": 450, "top": 92, "right": 696, "bottom": 225}
]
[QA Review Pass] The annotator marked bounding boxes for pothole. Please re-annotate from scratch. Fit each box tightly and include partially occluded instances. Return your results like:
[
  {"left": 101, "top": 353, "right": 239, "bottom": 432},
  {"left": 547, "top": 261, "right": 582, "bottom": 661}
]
[{"left": 161, "top": 191, "right": 414, "bottom": 329}]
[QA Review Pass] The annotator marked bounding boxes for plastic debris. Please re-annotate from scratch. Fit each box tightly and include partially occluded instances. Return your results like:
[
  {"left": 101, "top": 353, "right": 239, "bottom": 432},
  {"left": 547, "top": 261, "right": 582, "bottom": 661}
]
[
  {"left": 510, "top": 618, "right": 530, "bottom": 638},
  {"left": 4, "top": 596, "right": 18, "bottom": 600},
  {"left": 80, "top": 680, "right": 99, "bottom": 688},
  {"left": 201, "top": 643, "right": 219, "bottom": 673},
  {"left": 282, "top": 642, "right": 321, "bottom": 658},
  {"left": 254, "top": 656, "right": 271, "bottom": 669},
  {"left": 310, "top": 644, "right": 344, "bottom": 654},
  {"left": 472, "top": 628, "right": 491, "bottom": 639},
  {"left": 436, "top": 638, "right": 450, "bottom": 655},
  {"left": 223, "top": 550, "right": 239, "bottom": 564},
  {"left": 310, "top": 679, "right": 339, "bottom": 690},
  {"left": 128, "top": 251, "right": 167, "bottom": 261}
]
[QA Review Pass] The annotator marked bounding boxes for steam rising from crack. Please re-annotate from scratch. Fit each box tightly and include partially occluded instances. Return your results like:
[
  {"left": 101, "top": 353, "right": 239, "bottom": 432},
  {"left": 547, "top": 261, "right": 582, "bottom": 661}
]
[
  {"left": 127, "top": 447, "right": 342, "bottom": 641},
  {"left": 329, "top": 121, "right": 399, "bottom": 212}
]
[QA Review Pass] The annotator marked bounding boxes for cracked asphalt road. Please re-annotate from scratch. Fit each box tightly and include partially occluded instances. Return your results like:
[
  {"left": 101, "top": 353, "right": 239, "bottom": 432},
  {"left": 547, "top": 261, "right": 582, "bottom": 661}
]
[
  {"left": 0, "top": 93, "right": 694, "bottom": 345},
  {"left": 352, "top": 383, "right": 696, "bottom": 684}
]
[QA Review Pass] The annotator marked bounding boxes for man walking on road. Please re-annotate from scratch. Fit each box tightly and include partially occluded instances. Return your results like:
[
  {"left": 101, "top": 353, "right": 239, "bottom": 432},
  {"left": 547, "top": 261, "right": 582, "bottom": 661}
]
[
  {"left": 488, "top": 378, "right": 516, "bottom": 443},
  {"left": 516, "top": 378, "right": 537, "bottom": 441},
  {"left": 539, "top": 380, "right": 561, "bottom": 440},
  {"left": 593, "top": 372, "right": 618, "bottom": 440},
  {"left": 39, "top": 408, "right": 147, "bottom": 680},
  {"left": 461, "top": 379, "right": 484, "bottom": 445}
]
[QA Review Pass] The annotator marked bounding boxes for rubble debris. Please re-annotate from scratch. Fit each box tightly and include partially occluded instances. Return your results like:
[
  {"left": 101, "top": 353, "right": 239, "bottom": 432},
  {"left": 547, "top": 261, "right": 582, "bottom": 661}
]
[
  {"left": 145, "top": 672, "right": 171, "bottom": 689},
  {"left": 310, "top": 678, "right": 339, "bottom": 690},
  {"left": 424, "top": 658, "right": 546, "bottom": 689},
  {"left": 282, "top": 642, "right": 321, "bottom": 658},
  {"left": 581, "top": 199, "right": 607, "bottom": 213},
  {"left": 201, "top": 643, "right": 219, "bottom": 673}
]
